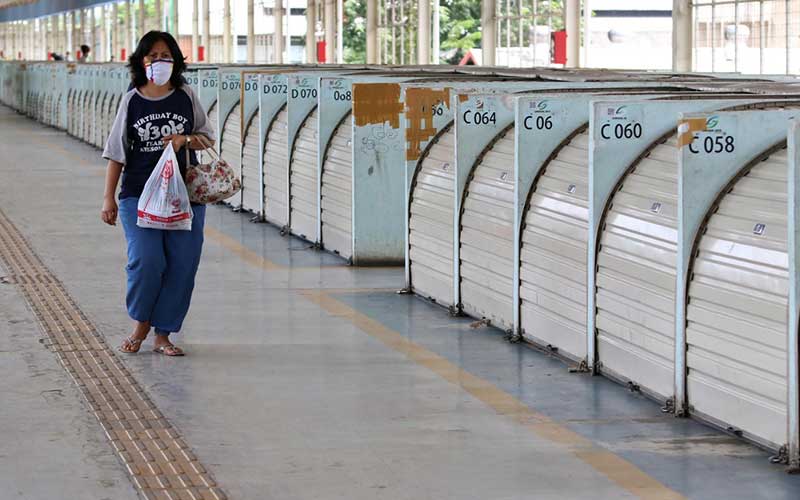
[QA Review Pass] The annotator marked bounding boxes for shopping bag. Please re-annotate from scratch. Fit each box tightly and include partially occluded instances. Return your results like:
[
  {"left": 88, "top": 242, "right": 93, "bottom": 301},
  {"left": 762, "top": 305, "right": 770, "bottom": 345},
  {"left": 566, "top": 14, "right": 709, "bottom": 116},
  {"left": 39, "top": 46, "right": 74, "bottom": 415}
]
[{"left": 137, "top": 142, "right": 194, "bottom": 231}]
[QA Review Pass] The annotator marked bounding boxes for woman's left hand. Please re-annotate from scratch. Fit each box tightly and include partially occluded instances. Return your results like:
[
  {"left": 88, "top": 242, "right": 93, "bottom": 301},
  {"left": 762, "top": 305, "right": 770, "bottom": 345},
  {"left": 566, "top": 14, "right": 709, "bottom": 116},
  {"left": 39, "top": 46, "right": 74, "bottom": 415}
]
[{"left": 162, "top": 134, "right": 187, "bottom": 150}]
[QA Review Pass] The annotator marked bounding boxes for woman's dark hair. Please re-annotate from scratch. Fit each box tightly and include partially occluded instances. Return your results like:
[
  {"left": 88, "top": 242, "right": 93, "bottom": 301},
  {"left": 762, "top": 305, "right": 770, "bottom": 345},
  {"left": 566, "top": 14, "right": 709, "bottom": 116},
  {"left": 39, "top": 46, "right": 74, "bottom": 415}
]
[{"left": 128, "top": 31, "right": 187, "bottom": 89}]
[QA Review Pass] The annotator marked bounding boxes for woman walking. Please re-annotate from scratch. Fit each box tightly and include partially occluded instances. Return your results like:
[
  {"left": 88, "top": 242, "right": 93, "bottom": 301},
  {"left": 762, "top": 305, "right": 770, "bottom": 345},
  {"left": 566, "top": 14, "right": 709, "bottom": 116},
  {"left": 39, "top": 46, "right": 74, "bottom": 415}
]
[{"left": 101, "top": 31, "right": 214, "bottom": 356}]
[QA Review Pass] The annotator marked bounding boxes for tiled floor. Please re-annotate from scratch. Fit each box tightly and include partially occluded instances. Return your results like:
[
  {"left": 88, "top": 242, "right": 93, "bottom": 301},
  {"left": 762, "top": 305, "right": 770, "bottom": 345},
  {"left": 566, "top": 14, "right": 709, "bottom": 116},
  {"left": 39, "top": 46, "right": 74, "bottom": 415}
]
[{"left": 1, "top": 105, "right": 799, "bottom": 499}]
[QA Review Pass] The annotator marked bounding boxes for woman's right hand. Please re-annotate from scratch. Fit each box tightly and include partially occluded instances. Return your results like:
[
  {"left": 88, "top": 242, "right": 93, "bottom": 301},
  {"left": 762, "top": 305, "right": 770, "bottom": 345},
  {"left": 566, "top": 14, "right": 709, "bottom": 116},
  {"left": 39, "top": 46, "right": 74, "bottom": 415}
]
[{"left": 101, "top": 197, "right": 118, "bottom": 226}]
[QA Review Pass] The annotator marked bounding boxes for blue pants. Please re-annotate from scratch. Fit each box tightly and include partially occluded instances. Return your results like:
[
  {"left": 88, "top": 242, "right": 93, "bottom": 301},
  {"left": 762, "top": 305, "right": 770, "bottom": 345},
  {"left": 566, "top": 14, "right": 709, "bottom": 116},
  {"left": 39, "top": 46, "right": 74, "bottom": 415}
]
[{"left": 119, "top": 197, "right": 206, "bottom": 335}]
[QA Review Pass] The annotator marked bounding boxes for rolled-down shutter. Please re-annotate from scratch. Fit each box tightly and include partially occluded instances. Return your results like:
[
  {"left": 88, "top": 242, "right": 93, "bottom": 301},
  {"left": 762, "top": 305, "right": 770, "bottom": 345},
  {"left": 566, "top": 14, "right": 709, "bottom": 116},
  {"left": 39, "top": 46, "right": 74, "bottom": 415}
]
[
  {"left": 264, "top": 106, "right": 289, "bottom": 227},
  {"left": 241, "top": 110, "right": 262, "bottom": 213},
  {"left": 408, "top": 124, "right": 456, "bottom": 307},
  {"left": 595, "top": 135, "right": 679, "bottom": 398},
  {"left": 220, "top": 104, "right": 242, "bottom": 206},
  {"left": 96, "top": 93, "right": 110, "bottom": 147},
  {"left": 199, "top": 100, "right": 218, "bottom": 165},
  {"left": 519, "top": 129, "right": 590, "bottom": 358},
  {"left": 83, "top": 91, "right": 94, "bottom": 142},
  {"left": 686, "top": 147, "right": 788, "bottom": 449},
  {"left": 289, "top": 107, "right": 319, "bottom": 241},
  {"left": 70, "top": 90, "right": 80, "bottom": 137},
  {"left": 320, "top": 112, "right": 353, "bottom": 260},
  {"left": 459, "top": 128, "right": 516, "bottom": 330}
]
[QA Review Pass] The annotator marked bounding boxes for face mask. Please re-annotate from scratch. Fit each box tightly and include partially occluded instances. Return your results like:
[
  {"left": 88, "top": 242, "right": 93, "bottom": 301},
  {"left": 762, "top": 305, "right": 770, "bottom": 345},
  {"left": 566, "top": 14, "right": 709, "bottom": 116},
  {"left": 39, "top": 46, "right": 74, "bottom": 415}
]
[{"left": 145, "top": 59, "right": 174, "bottom": 86}]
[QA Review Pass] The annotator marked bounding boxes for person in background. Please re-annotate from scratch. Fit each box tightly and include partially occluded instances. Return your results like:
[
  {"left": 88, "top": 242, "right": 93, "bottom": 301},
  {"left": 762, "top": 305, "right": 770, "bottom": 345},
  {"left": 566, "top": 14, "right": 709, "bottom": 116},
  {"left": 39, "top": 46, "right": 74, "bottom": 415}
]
[
  {"left": 101, "top": 31, "right": 215, "bottom": 357},
  {"left": 78, "top": 44, "right": 90, "bottom": 62}
]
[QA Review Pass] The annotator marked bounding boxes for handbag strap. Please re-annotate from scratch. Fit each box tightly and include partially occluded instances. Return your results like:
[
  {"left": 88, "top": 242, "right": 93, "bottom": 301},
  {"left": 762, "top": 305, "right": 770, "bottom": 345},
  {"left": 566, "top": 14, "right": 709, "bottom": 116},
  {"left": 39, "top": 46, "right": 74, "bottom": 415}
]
[{"left": 185, "top": 134, "right": 220, "bottom": 165}]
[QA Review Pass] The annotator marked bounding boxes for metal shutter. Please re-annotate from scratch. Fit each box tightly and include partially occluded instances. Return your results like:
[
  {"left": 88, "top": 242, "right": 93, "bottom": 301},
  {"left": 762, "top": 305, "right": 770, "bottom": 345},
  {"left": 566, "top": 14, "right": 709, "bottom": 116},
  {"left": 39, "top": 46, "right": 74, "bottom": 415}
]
[
  {"left": 96, "top": 92, "right": 109, "bottom": 147},
  {"left": 408, "top": 124, "right": 456, "bottom": 307},
  {"left": 85, "top": 91, "right": 95, "bottom": 142},
  {"left": 220, "top": 104, "right": 242, "bottom": 207},
  {"left": 241, "top": 110, "right": 262, "bottom": 213},
  {"left": 686, "top": 147, "right": 788, "bottom": 448},
  {"left": 82, "top": 91, "right": 94, "bottom": 142},
  {"left": 264, "top": 106, "right": 290, "bottom": 227},
  {"left": 69, "top": 90, "right": 78, "bottom": 137},
  {"left": 320, "top": 112, "right": 353, "bottom": 260},
  {"left": 459, "top": 127, "right": 516, "bottom": 329},
  {"left": 595, "top": 135, "right": 679, "bottom": 398},
  {"left": 200, "top": 100, "right": 218, "bottom": 165},
  {"left": 519, "top": 129, "right": 590, "bottom": 358},
  {"left": 289, "top": 107, "right": 319, "bottom": 241}
]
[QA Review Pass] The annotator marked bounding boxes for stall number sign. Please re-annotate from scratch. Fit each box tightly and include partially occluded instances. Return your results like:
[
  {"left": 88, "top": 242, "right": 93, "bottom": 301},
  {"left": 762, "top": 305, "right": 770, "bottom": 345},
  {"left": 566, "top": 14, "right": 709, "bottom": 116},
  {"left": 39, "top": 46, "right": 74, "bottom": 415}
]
[
  {"left": 523, "top": 100, "right": 553, "bottom": 130},
  {"left": 263, "top": 78, "right": 288, "bottom": 95},
  {"left": 462, "top": 99, "right": 496, "bottom": 125},
  {"left": 221, "top": 76, "right": 240, "bottom": 91},
  {"left": 681, "top": 115, "right": 736, "bottom": 154},
  {"left": 599, "top": 104, "right": 642, "bottom": 140},
  {"left": 202, "top": 76, "right": 218, "bottom": 89}
]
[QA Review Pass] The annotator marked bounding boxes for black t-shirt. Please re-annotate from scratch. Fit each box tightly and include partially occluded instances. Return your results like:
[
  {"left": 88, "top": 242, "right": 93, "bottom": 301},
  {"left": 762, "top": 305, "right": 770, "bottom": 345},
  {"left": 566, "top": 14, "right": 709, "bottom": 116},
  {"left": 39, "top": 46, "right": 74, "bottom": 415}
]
[{"left": 102, "top": 85, "right": 214, "bottom": 200}]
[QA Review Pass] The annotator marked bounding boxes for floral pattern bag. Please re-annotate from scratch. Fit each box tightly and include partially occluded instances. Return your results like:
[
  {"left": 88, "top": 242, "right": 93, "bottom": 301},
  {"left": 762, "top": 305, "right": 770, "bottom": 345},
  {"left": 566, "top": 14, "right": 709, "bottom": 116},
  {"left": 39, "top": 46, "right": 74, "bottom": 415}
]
[{"left": 184, "top": 135, "right": 241, "bottom": 204}]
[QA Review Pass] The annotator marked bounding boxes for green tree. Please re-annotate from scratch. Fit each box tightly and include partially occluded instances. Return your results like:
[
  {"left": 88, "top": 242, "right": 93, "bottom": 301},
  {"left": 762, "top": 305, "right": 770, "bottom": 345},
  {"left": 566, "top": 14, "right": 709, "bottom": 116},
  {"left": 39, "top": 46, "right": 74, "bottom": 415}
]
[{"left": 343, "top": 0, "right": 367, "bottom": 63}]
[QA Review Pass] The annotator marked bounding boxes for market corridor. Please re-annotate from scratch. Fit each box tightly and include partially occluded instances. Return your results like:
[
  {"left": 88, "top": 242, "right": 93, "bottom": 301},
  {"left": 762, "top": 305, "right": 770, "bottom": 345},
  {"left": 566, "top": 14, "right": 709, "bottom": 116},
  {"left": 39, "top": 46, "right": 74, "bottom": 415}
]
[{"left": 0, "top": 105, "right": 799, "bottom": 500}]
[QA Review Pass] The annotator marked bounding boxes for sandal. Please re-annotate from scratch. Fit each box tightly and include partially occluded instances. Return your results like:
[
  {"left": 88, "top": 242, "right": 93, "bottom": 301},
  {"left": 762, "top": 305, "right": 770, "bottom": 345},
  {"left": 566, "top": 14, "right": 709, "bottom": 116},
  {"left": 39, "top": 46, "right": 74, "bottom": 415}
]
[
  {"left": 153, "top": 344, "right": 185, "bottom": 357},
  {"left": 119, "top": 336, "right": 145, "bottom": 354}
]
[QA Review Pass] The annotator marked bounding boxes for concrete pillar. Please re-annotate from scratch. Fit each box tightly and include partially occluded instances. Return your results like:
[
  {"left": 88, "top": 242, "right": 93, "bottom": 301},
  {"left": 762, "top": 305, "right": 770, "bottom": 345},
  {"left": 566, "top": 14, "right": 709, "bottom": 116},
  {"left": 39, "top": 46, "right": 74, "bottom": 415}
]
[
  {"left": 306, "top": 0, "right": 316, "bottom": 63},
  {"left": 80, "top": 9, "right": 87, "bottom": 55},
  {"left": 336, "top": 0, "right": 343, "bottom": 63},
  {"left": 91, "top": 7, "right": 97, "bottom": 61},
  {"left": 123, "top": 1, "right": 131, "bottom": 59},
  {"left": 672, "top": 0, "right": 692, "bottom": 72},
  {"left": 481, "top": 0, "right": 495, "bottom": 66},
  {"left": 223, "top": 0, "right": 232, "bottom": 63},
  {"left": 112, "top": 3, "right": 119, "bottom": 61},
  {"left": 193, "top": 0, "right": 200, "bottom": 61},
  {"left": 324, "top": 0, "right": 334, "bottom": 63},
  {"left": 565, "top": 0, "right": 579, "bottom": 68},
  {"left": 61, "top": 13, "right": 68, "bottom": 59},
  {"left": 201, "top": 0, "right": 209, "bottom": 61},
  {"left": 247, "top": 0, "right": 255, "bottom": 63},
  {"left": 101, "top": 6, "right": 109, "bottom": 62},
  {"left": 274, "top": 0, "right": 284, "bottom": 63},
  {"left": 155, "top": 0, "right": 162, "bottom": 31},
  {"left": 433, "top": 0, "right": 440, "bottom": 64},
  {"left": 171, "top": 0, "right": 178, "bottom": 35},
  {"left": 71, "top": 10, "right": 79, "bottom": 60},
  {"left": 138, "top": 0, "right": 145, "bottom": 39},
  {"left": 417, "top": 0, "right": 430, "bottom": 64},
  {"left": 366, "top": 0, "right": 378, "bottom": 63}
]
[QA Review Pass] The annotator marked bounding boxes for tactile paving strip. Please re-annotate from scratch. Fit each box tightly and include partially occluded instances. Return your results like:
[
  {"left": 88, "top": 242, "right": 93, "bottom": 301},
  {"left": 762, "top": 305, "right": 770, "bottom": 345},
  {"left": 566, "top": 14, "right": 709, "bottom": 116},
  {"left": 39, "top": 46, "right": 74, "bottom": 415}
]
[{"left": 0, "top": 209, "right": 226, "bottom": 500}]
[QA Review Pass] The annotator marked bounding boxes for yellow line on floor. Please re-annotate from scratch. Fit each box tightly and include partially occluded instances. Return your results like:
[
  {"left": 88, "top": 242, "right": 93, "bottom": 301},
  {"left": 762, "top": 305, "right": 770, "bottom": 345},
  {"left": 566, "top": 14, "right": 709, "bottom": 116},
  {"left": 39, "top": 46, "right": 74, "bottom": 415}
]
[
  {"left": 203, "top": 226, "right": 286, "bottom": 270},
  {"left": 300, "top": 289, "right": 685, "bottom": 500}
]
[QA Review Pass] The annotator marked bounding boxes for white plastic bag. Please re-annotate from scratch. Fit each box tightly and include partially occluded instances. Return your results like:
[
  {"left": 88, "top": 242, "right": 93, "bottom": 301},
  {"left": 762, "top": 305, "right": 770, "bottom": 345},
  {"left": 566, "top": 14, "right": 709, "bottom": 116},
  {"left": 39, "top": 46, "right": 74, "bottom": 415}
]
[{"left": 137, "top": 143, "right": 193, "bottom": 231}]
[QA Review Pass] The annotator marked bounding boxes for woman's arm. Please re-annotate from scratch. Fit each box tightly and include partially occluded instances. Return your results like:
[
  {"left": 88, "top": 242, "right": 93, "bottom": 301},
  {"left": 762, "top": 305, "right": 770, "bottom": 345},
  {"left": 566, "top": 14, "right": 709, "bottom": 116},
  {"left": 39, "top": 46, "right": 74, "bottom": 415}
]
[{"left": 101, "top": 160, "right": 123, "bottom": 226}]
